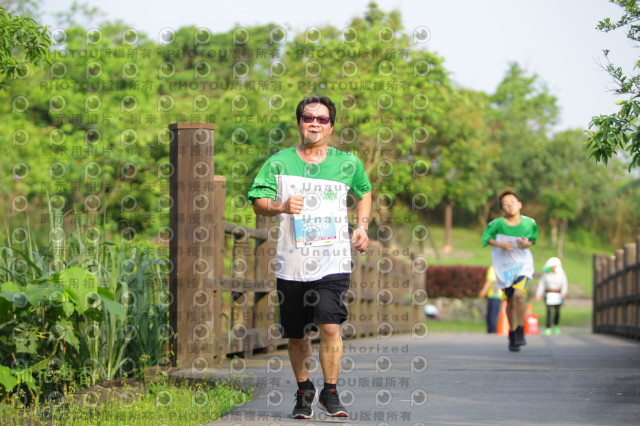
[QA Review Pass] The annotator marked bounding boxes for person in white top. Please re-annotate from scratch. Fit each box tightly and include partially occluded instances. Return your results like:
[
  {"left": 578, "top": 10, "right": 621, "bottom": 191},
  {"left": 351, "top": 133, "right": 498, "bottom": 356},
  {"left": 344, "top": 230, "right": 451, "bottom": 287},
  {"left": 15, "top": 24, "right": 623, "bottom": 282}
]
[{"left": 535, "top": 257, "right": 569, "bottom": 335}]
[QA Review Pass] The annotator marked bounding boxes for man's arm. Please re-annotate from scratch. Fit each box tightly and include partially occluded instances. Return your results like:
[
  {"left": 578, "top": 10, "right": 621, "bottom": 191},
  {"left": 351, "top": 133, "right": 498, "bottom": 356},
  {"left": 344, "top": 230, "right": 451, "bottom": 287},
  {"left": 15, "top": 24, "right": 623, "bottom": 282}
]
[
  {"left": 253, "top": 196, "right": 304, "bottom": 216},
  {"left": 352, "top": 191, "right": 371, "bottom": 252}
]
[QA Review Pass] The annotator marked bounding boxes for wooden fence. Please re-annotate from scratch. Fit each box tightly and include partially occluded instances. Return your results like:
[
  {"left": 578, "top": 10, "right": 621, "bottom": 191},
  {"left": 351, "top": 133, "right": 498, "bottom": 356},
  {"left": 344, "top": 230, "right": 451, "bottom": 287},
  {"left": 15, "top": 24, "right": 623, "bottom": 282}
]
[
  {"left": 168, "top": 123, "right": 427, "bottom": 369},
  {"left": 593, "top": 237, "right": 640, "bottom": 339}
]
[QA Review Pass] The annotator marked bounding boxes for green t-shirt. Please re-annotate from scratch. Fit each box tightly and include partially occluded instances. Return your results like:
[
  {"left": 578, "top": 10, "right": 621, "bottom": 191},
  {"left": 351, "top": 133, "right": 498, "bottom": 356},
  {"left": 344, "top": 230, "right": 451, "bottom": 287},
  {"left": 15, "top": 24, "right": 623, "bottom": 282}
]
[
  {"left": 482, "top": 216, "right": 538, "bottom": 288},
  {"left": 248, "top": 146, "right": 371, "bottom": 281}
]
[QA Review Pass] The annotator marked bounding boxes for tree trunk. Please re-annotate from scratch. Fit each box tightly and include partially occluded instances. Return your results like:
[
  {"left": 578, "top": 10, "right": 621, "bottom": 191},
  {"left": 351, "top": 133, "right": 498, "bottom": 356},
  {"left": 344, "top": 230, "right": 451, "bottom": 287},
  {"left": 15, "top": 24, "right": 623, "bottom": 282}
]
[
  {"left": 478, "top": 201, "right": 491, "bottom": 229},
  {"left": 557, "top": 217, "right": 568, "bottom": 259},
  {"left": 549, "top": 217, "right": 558, "bottom": 247},
  {"left": 443, "top": 198, "right": 453, "bottom": 252}
]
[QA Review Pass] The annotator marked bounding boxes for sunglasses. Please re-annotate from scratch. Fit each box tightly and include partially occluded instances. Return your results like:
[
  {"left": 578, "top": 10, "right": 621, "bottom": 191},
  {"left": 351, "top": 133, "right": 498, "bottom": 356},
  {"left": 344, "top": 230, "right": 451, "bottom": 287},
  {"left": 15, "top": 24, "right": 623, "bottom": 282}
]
[{"left": 301, "top": 114, "right": 331, "bottom": 125}]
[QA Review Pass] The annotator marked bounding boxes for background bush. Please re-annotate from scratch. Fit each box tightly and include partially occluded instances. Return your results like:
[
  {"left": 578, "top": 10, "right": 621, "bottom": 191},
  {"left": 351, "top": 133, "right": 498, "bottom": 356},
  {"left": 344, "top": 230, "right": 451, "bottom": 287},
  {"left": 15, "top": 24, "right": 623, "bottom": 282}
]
[{"left": 426, "top": 265, "right": 487, "bottom": 298}]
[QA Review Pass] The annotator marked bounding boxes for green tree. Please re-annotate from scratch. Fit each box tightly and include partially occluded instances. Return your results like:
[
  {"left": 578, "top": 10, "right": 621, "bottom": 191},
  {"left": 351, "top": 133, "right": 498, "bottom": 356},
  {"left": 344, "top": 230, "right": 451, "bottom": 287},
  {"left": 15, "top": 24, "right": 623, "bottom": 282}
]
[
  {"left": 587, "top": 0, "right": 640, "bottom": 169},
  {"left": 427, "top": 88, "right": 492, "bottom": 250},
  {"left": 262, "top": 1, "right": 455, "bottom": 245},
  {"left": 0, "top": 5, "right": 51, "bottom": 89},
  {"left": 480, "top": 63, "right": 559, "bottom": 225}
]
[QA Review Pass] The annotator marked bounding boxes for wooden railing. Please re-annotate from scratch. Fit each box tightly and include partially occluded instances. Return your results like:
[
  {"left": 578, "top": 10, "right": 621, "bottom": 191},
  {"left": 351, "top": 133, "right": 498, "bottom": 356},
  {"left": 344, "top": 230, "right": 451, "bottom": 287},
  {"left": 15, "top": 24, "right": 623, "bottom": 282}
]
[
  {"left": 219, "top": 212, "right": 285, "bottom": 357},
  {"left": 593, "top": 237, "right": 640, "bottom": 339},
  {"left": 168, "top": 122, "right": 427, "bottom": 368}
]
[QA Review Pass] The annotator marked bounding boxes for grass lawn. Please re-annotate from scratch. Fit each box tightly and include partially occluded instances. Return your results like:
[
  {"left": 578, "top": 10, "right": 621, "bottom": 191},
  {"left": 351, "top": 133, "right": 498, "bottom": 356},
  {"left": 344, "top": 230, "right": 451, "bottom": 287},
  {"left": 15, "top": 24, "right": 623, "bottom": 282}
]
[
  {"left": 530, "top": 301, "right": 593, "bottom": 329},
  {"left": 427, "top": 300, "right": 593, "bottom": 334},
  {"left": 0, "top": 378, "right": 251, "bottom": 425}
]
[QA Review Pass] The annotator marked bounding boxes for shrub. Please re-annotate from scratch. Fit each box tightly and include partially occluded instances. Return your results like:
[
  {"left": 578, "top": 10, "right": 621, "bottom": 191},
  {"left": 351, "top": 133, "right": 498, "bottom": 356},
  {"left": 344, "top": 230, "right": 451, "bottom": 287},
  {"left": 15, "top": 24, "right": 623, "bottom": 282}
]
[
  {"left": 426, "top": 265, "right": 488, "bottom": 298},
  {"left": 0, "top": 209, "right": 170, "bottom": 406}
]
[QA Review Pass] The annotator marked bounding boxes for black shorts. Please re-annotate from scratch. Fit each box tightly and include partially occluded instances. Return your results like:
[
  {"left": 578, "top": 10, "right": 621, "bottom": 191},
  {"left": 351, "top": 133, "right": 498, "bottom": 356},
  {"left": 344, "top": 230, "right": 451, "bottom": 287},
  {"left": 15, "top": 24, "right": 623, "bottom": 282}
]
[
  {"left": 503, "top": 276, "right": 529, "bottom": 298},
  {"left": 276, "top": 273, "right": 350, "bottom": 339}
]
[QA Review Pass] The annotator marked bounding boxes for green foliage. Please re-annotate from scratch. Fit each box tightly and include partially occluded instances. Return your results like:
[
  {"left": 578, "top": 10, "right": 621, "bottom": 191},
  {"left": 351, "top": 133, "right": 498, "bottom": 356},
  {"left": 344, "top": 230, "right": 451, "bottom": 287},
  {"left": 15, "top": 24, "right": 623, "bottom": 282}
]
[
  {"left": 1, "top": 378, "right": 250, "bottom": 424},
  {"left": 277, "top": 2, "right": 453, "bottom": 233},
  {"left": 1, "top": 1, "right": 638, "bottom": 248},
  {"left": 0, "top": 6, "right": 51, "bottom": 89},
  {"left": 588, "top": 0, "right": 640, "bottom": 169},
  {"left": 487, "top": 63, "right": 559, "bottom": 202},
  {"left": 0, "top": 209, "right": 170, "bottom": 405}
]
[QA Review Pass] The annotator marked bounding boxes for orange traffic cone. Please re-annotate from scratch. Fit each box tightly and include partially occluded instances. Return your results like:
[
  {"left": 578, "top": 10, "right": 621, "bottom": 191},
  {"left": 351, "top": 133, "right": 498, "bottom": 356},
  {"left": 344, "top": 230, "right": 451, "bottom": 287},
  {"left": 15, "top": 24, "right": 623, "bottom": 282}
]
[
  {"left": 496, "top": 300, "right": 510, "bottom": 336},
  {"left": 524, "top": 303, "right": 540, "bottom": 335}
]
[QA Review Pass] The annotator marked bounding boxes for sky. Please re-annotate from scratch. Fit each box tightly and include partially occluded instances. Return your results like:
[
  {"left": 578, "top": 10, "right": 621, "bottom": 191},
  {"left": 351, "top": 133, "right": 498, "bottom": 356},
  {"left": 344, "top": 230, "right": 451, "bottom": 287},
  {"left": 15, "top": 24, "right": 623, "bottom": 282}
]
[{"left": 37, "top": 0, "right": 636, "bottom": 132}]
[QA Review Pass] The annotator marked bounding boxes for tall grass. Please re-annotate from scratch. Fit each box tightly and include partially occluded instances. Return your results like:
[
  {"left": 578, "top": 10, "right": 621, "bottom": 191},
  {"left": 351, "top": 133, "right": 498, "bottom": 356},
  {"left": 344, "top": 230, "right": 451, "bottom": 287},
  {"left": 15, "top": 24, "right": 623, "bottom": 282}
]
[{"left": 0, "top": 205, "right": 170, "bottom": 406}]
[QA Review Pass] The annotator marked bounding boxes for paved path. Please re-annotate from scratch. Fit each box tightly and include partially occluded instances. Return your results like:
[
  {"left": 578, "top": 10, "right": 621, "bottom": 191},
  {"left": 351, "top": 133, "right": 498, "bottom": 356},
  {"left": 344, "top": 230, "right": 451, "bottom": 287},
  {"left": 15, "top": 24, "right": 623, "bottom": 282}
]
[{"left": 202, "top": 330, "right": 640, "bottom": 425}]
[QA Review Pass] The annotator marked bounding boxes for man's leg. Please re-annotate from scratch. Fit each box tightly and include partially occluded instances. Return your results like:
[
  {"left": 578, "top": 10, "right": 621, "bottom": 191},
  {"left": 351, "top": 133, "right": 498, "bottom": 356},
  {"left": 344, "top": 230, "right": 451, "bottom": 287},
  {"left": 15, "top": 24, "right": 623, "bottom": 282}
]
[
  {"left": 288, "top": 336, "right": 318, "bottom": 419},
  {"left": 317, "top": 322, "right": 348, "bottom": 417},
  {"left": 288, "top": 337, "right": 312, "bottom": 382},
  {"left": 513, "top": 288, "right": 526, "bottom": 327},
  {"left": 512, "top": 288, "right": 527, "bottom": 346},
  {"left": 505, "top": 293, "right": 519, "bottom": 351},
  {"left": 505, "top": 279, "right": 527, "bottom": 350},
  {"left": 313, "top": 274, "right": 350, "bottom": 417},
  {"left": 276, "top": 278, "right": 318, "bottom": 419},
  {"left": 317, "top": 323, "right": 342, "bottom": 384},
  {"left": 506, "top": 294, "right": 516, "bottom": 331}
]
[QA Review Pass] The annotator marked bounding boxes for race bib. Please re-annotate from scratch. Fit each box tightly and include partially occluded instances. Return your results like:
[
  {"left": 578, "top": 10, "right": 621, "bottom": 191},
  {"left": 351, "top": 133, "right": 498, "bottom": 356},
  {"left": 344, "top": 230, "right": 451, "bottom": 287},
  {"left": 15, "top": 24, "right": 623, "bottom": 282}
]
[
  {"left": 294, "top": 214, "right": 337, "bottom": 247},
  {"left": 545, "top": 292, "right": 562, "bottom": 305}
]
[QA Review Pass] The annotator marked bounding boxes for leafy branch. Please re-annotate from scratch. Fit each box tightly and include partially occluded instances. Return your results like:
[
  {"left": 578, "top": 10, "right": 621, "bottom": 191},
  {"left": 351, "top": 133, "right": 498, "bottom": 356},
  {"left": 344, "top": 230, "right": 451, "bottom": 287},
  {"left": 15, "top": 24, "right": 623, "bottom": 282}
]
[
  {"left": 587, "top": 0, "right": 640, "bottom": 170},
  {"left": 0, "top": 6, "right": 52, "bottom": 89}
]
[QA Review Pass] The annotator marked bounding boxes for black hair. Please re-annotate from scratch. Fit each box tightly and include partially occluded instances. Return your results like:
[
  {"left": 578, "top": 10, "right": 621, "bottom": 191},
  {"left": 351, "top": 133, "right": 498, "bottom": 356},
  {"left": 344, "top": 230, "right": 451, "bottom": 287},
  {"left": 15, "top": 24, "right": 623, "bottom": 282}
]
[
  {"left": 295, "top": 95, "right": 336, "bottom": 126},
  {"left": 498, "top": 189, "right": 519, "bottom": 209}
]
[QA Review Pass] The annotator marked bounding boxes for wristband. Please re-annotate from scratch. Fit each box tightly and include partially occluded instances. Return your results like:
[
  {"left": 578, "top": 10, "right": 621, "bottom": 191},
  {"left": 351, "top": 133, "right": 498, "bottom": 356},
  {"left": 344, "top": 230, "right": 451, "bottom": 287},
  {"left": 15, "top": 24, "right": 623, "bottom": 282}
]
[{"left": 357, "top": 225, "right": 368, "bottom": 232}]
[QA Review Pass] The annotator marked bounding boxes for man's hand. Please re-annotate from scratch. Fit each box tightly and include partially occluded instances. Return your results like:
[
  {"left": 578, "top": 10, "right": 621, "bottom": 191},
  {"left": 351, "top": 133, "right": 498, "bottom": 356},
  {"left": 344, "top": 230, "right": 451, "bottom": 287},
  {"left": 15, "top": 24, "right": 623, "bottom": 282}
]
[
  {"left": 516, "top": 236, "right": 532, "bottom": 249},
  {"left": 499, "top": 241, "right": 516, "bottom": 252},
  {"left": 283, "top": 195, "right": 304, "bottom": 214},
  {"left": 352, "top": 226, "right": 369, "bottom": 252}
]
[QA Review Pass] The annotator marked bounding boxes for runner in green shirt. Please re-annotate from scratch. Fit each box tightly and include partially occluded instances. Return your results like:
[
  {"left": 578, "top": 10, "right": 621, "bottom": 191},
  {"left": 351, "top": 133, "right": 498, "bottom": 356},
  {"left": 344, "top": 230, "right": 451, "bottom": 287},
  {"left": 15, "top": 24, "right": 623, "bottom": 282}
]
[
  {"left": 249, "top": 95, "right": 371, "bottom": 419},
  {"left": 482, "top": 189, "right": 538, "bottom": 352}
]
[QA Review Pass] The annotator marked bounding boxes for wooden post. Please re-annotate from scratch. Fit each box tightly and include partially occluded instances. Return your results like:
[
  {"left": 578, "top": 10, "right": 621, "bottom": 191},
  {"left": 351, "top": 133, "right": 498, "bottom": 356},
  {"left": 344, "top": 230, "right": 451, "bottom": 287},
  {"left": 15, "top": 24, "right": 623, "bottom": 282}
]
[
  {"left": 593, "top": 254, "right": 607, "bottom": 333},
  {"left": 376, "top": 247, "right": 392, "bottom": 337},
  {"left": 231, "top": 228, "right": 251, "bottom": 356},
  {"left": 366, "top": 241, "right": 380, "bottom": 337},
  {"left": 624, "top": 243, "right": 636, "bottom": 334},
  {"left": 346, "top": 249, "right": 363, "bottom": 339},
  {"left": 615, "top": 249, "right": 624, "bottom": 334},
  {"left": 213, "top": 176, "right": 226, "bottom": 358},
  {"left": 607, "top": 255, "right": 616, "bottom": 328},
  {"left": 168, "top": 122, "right": 217, "bottom": 369},
  {"left": 637, "top": 237, "right": 640, "bottom": 335},
  {"left": 255, "top": 215, "right": 279, "bottom": 351},
  {"left": 358, "top": 241, "right": 378, "bottom": 337}
]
